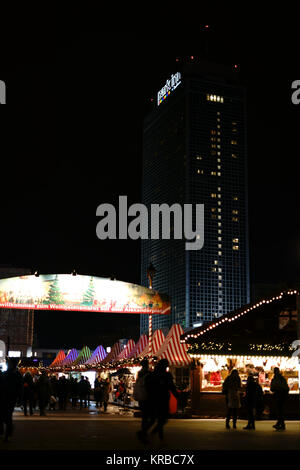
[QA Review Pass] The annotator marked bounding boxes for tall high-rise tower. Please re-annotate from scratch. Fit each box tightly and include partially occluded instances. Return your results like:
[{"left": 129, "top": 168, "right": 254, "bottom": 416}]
[{"left": 140, "top": 61, "right": 250, "bottom": 334}]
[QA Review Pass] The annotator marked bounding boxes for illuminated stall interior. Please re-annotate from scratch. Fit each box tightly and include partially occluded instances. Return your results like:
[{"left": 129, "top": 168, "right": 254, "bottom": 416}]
[{"left": 181, "top": 291, "right": 300, "bottom": 394}]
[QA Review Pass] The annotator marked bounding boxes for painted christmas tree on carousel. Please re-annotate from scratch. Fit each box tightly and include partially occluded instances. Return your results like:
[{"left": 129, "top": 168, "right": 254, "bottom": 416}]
[
  {"left": 81, "top": 276, "right": 95, "bottom": 306},
  {"left": 43, "top": 275, "right": 64, "bottom": 305}
]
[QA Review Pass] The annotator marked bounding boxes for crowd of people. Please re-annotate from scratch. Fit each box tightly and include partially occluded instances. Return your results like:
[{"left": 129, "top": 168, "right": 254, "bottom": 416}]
[
  {"left": 222, "top": 367, "right": 290, "bottom": 431},
  {"left": 0, "top": 358, "right": 114, "bottom": 442},
  {"left": 0, "top": 356, "right": 291, "bottom": 445}
]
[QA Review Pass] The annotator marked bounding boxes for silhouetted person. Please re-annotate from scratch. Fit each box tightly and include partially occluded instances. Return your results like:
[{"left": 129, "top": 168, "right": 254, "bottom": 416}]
[
  {"left": 148, "top": 358, "right": 179, "bottom": 442},
  {"left": 49, "top": 375, "right": 58, "bottom": 410},
  {"left": 0, "top": 357, "right": 23, "bottom": 442},
  {"left": 271, "top": 367, "right": 289, "bottom": 430},
  {"left": 78, "top": 376, "right": 89, "bottom": 408},
  {"left": 102, "top": 378, "right": 111, "bottom": 412},
  {"left": 70, "top": 377, "right": 78, "bottom": 408},
  {"left": 94, "top": 376, "right": 102, "bottom": 408},
  {"left": 222, "top": 369, "right": 242, "bottom": 429},
  {"left": 243, "top": 374, "right": 264, "bottom": 430},
  {"left": 57, "top": 375, "right": 69, "bottom": 410},
  {"left": 23, "top": 371, "right": 35, "bottom": 416},
  {"left": 135, "top": 358, "right": 155, "bottom": 444},
  {"left": 85, "top": 377, "right": 91, "bottom": 406},
  {"left": 36, "top": 370, "right": 51, "bottom": 416}
]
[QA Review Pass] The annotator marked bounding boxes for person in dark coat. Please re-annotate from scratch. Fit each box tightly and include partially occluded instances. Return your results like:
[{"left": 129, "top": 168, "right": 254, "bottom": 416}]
[
  {"left": 94, "top": 376, "right": 102, "bottom": 408},
  {"left": 36, "top": 370, "right": 51, "bottom": 416},
  {"left": 102, "top": 378, "right": 111, "bottom": 412},
  {"left": 70, "top": 377, "right": 78, "bottom": 408},
  {"left": 243, "top": 374, "right": 264, "bottom": 430},
  {"left": 85, "top": 377, "right": 91, "bottom": 406},
  {"left": 57, "top": 375, "right": 69, "bottom": 410},
  {"left": 148, "top": 358, "right": 179, "bottom": 442},
  {"left": 49, "top": 375, "right": 58, "bottom": 410},
  {"left": 135, "top": 358, "right": 155, "bottom": 444},
  {"left": 78, "top": 376, "right": 89, "bottom": 408},
  {"left": 22, "top": 371, "right": 35, "bottom": 416},
  {"left": 0, "top": 357, "right": 23, "bottom": 442},
  {"left": 270, "top": 367, "right": 289, "bottom": 430},
  {"left": 222, "top": 369, "right": 242, "bottom": 429}
]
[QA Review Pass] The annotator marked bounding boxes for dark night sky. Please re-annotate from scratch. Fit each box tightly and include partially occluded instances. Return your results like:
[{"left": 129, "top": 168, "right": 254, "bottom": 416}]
[{"left": 0, "top": 17, "right": 299, "bottom": 348}]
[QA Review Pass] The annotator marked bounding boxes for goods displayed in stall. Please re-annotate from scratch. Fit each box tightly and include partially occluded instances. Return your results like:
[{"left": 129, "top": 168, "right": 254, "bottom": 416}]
[{"left": 199, "top": 355, "right": 299, "bottom": 393}]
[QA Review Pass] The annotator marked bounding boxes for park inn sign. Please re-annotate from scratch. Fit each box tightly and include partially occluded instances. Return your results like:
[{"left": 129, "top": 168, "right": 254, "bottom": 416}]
[{"left": 157, "top": 72, "right": 181, "bottom": 106}]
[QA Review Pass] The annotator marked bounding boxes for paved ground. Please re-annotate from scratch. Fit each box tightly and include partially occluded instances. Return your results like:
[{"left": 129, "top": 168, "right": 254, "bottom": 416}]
[{"left": 0, "top": 404, "right": 299, "bottom": 452}]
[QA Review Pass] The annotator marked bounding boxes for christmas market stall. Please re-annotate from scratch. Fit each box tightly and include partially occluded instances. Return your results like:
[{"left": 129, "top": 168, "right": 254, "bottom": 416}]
[
  {"left": 48, "top": 350, "right": 66, "bottom": 369},
  {"left": 127, "top": 334, "right": 148, "bottom": 362},
  {"left": 139, "top": 329, "right": 165, "bottom": 359},
  {"left": 82, "top": 345, "right": 107, "bottom": 367},
  {"left": 181, "top": 290, "right": 300, "bottom": 418},
  {"left": 155, "top": 324, "right": 191, "bottom": 387}
]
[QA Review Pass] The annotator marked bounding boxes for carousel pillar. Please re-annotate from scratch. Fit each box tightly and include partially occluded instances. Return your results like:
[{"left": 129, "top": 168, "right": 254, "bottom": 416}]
[{"left": 147, "top": 263, "right": 156, "bottom": 365}]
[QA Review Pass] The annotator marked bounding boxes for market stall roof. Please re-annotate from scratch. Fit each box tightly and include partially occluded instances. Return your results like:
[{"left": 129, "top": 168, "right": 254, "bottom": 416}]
[
  {"left": 60, "top": 348, "right": 79, "bottom": 366},
  {"left": 127, "top": 334, "right": 148, "bottom": 359},
  {"left": 83, "top": 345, "right": 107, "bottom": 366},
  {"left": 115, "top": 339, "right": 135, "bottom": 361},
  {"left": 48, "top": 350, "right": 66, "bottom": 368},
  {"left": 181, "top": 290, "right": 299, "bottom": 357},
  {"left": 155, "top": 324, "right": 191, "bottom": 366},
  {"left": 71, "top": 346, "right": 92, "bottom": 366},
  {"left": 140, "top": 329, "right": 165, "bottom": 358},
  {"left": 100, "top": 342, "right": 122, "bottom": 364}
]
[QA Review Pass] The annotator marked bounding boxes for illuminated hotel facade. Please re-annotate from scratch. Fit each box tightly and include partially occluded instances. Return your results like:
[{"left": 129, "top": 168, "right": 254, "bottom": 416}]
[{"left": 140, "top": 61, "right": 250, "bottom": 334}]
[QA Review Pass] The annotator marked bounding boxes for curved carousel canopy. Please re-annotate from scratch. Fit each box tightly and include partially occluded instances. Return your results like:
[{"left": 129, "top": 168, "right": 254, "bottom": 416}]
[{"left": 0, "top": 274, "right": 170, "bottom": 315}]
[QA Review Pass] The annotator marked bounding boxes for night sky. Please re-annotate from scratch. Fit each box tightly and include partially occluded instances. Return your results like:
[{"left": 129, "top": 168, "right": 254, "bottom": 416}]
[{"left": 0, "top": 19, "right": 299, "bottom": 349}]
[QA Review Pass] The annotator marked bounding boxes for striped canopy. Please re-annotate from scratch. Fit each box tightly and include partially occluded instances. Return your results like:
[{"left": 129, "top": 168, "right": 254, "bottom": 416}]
[
  {"left": 127, "top": 334, "right": 148, "bottom": 359},
  {"left": 155, "top": 324, "right": 191, "bottom": 366},
  {"left": 49, "top": 350, "right": 66, "bottom": 368},
  {"left": 115, "top": 339, "right": 136, "bottom": 361},
  {"left": 100, "top": 342, "right": 122, "bottom": 364},
  {"left": 71, "top": 346, "right": 92, "bottom": 366},
  {"left": 140, "top": 329, "right": 165, "bottom": 358},
  {"left": 60, "top": 348, "right": 79, "bottom": 366},
  {"left": 83, "top": 345, "right": 107, "bottom": 366}
]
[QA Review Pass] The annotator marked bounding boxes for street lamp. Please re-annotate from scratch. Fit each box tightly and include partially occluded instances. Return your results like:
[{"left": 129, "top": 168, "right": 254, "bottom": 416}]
[{"left": 147, "top": 263, "right": 156, "bottom": 362}]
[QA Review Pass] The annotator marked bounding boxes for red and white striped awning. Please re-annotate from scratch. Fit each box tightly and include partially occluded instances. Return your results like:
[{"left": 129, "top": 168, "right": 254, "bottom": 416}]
[
  {"left": 127, "top": 334, "right": 148, "bottom": 358},
  {"left": 156, "top": 324, "right": 191, "bottom": 366},
  {"left": 100, "top": 342, "right": 122, "bottom": 364},
  {"left": 49, "top": 350, "right": 66, "bottom": 368},
  {"left": 60, "top": 348, "right": 79, "bottom": 366},
  {"left": 83, "top": 345, "right": 107, "bottom": 366},
  {"left": 140, "top": 329, "right": 165, "bottom": 358},
  {"left": 115, "top": 339, "right": 136, "bottom": 361}
]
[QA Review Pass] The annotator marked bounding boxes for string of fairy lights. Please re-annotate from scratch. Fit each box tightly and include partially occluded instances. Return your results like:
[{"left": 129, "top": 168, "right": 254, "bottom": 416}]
[
  {"left": 45, "top": 290, "right": 299, "bottom": 373},
  {"left": 181, "top": 290, "right": 299, "bottom": 344}
]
